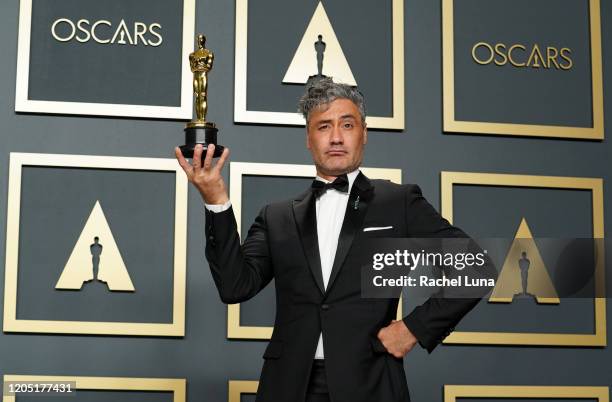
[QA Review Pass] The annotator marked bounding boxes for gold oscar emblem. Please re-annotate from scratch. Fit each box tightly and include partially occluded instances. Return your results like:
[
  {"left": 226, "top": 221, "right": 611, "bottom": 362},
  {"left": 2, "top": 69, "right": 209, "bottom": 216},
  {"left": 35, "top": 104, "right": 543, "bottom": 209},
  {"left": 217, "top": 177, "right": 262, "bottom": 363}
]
[
  {"left": 282, "top": 2, "right": 356, "bottom": 85},
  {"left": 179, "top": 34, "right": 225, "bottom": 158},
  {"left": 488, "top": 218, "right": 559, "bottom": 304},
  {"left": 55, "top": 201, "right": 135, "bottom": 292}
]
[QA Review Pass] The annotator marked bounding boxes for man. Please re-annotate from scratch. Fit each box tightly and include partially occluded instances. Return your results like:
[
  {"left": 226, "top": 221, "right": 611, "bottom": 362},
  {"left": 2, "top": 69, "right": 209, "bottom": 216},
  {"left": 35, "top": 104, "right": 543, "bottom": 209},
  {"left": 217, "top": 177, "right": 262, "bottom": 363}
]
[{"left": 175, "top": 78, "right": 493, "bottom": 402}]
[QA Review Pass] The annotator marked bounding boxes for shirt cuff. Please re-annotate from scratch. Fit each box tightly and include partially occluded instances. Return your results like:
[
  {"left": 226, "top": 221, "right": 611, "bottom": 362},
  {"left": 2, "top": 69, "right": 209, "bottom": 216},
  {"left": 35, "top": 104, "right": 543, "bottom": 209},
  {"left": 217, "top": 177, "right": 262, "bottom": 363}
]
[{"left": 204, "top": 200, "right": 232, "bottom": 213}]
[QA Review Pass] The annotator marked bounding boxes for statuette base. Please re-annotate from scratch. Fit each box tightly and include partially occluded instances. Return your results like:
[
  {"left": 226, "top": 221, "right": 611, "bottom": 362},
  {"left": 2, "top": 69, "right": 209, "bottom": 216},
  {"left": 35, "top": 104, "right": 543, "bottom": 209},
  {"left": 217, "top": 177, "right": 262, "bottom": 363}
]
[{"left": 180, "top": 125, "right": 224, "bottom": 158}]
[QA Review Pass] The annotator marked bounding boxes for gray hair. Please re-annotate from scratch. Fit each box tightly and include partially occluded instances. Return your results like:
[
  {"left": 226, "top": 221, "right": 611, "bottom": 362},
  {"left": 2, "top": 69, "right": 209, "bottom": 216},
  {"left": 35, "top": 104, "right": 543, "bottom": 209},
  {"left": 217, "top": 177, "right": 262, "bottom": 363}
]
[{"left": 298, "top": 77, "right": 366, "bottom": 125}]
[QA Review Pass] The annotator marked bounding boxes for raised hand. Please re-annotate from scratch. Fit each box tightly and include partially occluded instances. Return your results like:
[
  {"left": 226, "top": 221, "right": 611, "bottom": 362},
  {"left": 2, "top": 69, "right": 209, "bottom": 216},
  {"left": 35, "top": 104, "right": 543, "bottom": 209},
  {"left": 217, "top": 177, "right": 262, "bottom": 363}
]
[{"left": 175, "top": 144, "right": 230, "bottom": 205}]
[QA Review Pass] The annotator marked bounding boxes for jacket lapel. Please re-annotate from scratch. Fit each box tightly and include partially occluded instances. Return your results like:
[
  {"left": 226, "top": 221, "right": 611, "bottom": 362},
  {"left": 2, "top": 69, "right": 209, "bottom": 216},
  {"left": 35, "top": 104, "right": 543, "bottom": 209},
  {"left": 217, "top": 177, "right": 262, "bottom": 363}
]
[
  {"left": 292, "top": 189, "right": 325, "bottom": 294},
  {"left": 325, "top": 172, "right": 374, "bottom": 295}
]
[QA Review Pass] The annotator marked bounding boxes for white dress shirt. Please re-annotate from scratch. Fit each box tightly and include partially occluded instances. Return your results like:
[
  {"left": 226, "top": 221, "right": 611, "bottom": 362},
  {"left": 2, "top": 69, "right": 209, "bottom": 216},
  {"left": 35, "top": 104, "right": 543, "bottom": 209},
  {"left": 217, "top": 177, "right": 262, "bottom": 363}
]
[
  {"left": 205, "top": 169, "right": 361, "bottom": 360},
  {"left": 313, "top": 169, "right": 359, "bottom": 359}
]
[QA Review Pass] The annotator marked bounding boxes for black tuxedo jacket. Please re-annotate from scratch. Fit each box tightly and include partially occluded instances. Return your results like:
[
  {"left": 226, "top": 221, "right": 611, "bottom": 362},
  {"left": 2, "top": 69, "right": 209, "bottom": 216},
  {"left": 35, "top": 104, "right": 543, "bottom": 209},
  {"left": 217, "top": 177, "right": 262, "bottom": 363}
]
[{"left": 205, "top": 172, "right": 494, "bottom": 402}]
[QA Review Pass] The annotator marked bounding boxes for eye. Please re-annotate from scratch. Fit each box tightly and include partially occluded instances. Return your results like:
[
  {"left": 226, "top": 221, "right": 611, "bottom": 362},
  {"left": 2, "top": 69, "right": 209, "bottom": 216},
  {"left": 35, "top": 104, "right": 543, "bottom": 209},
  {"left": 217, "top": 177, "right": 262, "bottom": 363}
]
[
  {"left": 343, "top": 122, "right": 354, "bottom": 129},
  {"left": 318, "top": 123, "right": 330, "bottom": 130}
]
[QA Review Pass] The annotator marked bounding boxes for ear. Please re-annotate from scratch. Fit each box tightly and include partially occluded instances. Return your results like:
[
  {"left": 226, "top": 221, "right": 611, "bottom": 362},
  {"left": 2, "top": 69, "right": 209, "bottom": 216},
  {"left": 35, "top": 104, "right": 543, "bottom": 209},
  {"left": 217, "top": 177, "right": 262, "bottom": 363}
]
[
  {"left": 362, "top": 124, "right": 368, "bottom": 145},
  {"left": 306, "top": 129, "right": 312, "bottom": 150}
]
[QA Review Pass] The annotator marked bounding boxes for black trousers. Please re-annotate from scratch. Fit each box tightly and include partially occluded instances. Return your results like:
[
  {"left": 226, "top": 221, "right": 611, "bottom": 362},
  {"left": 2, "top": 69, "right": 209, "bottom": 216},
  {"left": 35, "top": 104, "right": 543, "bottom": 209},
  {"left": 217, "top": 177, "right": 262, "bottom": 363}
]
[{"left": 306, "top": 360, "right": 330, "bottom": 402}]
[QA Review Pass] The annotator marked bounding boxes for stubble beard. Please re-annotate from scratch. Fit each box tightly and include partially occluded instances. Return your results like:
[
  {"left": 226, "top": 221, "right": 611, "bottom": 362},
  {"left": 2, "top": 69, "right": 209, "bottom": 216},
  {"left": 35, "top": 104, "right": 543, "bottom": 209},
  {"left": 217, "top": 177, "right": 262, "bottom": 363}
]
[{"left": 316, "top": 155, "right": 361, "bottom": 178}]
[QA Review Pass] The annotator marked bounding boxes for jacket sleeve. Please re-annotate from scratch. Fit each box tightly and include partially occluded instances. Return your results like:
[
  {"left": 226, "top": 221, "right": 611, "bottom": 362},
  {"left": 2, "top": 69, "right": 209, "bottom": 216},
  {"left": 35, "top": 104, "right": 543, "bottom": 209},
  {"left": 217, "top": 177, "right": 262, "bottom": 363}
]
[
  {"left": 204, "top": 205, "right": 274, "bottom": 304},
  {"left": 401, "top": 184, "right": 497, "bottom": 353}
]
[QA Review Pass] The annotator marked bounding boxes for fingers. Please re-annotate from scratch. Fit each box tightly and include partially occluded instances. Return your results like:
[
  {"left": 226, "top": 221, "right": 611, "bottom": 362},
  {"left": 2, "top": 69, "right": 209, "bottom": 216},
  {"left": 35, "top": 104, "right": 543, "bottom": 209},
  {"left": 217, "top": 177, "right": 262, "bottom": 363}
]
[
  {"left": 179, "top": 144, "right": 227, "bottom": 178},
  {"left": 192, "top": 144, "right": 203, "bottom": 174},
  {"left": 377, "top": 329, "right": 387, "bottom": 349},
  {"left": 174, "top": 147, "right": 193, "bottom": 175},
  {"left": 214, "top": 147, "right": 230, "bottom": 173},
  {"left": 202, "top": 144, "right": 215, "bottom": 171}
]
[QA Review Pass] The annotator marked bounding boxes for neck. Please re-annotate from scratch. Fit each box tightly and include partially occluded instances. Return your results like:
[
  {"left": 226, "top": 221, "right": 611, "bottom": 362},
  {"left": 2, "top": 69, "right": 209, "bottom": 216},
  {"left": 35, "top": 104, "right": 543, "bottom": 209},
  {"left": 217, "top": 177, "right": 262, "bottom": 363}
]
[
  {"left": 317, "top": 172, "right": 341, "bottom": 182},
  {"left": 316, "top": 167, "right": 358, "bottom": 182}
]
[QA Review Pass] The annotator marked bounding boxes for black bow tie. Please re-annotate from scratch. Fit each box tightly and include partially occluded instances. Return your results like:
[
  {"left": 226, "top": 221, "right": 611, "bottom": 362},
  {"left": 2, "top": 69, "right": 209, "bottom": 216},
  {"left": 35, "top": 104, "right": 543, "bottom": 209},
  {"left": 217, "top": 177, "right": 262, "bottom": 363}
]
[{"left": 311, "top": 174, "right": 349, "bottom": 197}]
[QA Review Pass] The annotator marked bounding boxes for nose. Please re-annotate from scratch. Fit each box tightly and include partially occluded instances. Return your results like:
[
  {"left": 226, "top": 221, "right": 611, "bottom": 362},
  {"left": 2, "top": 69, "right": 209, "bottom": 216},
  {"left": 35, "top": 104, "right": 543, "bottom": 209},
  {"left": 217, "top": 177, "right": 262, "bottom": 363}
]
[{"left": 330, "top": 124, "right": 344, "bottom": 144}]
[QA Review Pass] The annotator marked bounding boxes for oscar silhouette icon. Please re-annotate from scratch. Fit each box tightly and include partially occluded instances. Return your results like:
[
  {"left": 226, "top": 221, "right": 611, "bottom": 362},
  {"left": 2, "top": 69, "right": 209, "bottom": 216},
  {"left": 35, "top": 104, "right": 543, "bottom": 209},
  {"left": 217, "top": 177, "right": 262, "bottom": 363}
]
[{"left": 179, "top": 34, "right": 225, "bottom": 159}]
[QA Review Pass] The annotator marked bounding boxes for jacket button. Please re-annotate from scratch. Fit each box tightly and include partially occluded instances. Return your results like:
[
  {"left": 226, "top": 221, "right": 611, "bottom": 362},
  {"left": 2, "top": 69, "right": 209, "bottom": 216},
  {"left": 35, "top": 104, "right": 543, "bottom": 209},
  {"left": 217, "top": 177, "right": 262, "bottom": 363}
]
[{"left": 321, "top": 304, "right": 330, "bottom": 311}]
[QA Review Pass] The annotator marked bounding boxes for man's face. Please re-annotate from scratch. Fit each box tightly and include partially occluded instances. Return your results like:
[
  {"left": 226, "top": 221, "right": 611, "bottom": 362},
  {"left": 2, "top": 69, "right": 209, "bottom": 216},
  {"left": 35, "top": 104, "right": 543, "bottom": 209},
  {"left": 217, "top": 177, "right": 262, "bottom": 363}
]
[{"left": 306, "top": 98, "right": 367, "bottom": 179}]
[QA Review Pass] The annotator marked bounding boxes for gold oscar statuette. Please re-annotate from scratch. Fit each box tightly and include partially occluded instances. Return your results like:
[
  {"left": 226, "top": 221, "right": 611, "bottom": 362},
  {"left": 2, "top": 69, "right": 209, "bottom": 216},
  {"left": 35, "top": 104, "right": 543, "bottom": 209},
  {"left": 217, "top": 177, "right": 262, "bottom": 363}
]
[{"left": 179, "top": 34, "right": 224, "bottom": 158}]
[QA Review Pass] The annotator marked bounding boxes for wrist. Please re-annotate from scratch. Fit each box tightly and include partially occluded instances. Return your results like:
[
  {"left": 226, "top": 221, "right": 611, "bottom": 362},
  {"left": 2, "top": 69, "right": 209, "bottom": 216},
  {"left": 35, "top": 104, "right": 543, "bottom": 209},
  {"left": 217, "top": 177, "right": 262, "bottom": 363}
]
[
  {"left": 202, "top": 192, "right": 229, "bottom": 205},
  {"left": 399, "top": 320, "right": 417, "bottom": 343}
]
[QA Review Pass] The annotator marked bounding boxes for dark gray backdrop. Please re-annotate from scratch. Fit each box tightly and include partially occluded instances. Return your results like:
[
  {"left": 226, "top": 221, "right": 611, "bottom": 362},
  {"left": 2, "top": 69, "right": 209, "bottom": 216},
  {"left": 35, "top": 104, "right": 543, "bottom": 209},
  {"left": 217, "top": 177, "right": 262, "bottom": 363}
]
[
  {"left": 28, "top": 0, "right": 184, "bottom": 106},
  {"left": 1, "top": 0, "right": 611, "bottom": 401},
  {"left": 454, "top": 0, "right": 593, "bottom": 126}
]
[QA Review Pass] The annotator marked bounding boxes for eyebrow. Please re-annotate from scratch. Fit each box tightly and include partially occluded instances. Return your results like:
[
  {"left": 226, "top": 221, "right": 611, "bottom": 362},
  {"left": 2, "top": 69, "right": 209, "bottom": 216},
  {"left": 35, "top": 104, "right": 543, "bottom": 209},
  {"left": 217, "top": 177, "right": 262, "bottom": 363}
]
[{"left": 312, "top": 115, "right": 358, "bottom": 126}]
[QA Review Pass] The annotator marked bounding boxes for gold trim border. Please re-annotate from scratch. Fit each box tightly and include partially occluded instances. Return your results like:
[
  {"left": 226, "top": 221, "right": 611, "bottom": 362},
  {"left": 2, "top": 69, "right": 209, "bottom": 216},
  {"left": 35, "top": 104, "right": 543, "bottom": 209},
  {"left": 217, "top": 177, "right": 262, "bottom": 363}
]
[
  {"left": 3, "top": 375, "right": 186, "bottom": 402},
  {"left": 227, "top": 161, "right": 403, "bottom": 339},
  {"left": 233, "top": 0, "right": 405, "bottom": 130},
  {"left": 441, "top": 171, "right": 606, "bottom": 346},
  {"left": 445, "top": 385, "right": 609, "bottom": 401},
  {"left": 14, "top": 0, "right": 195, "bottom": 119},
  {"left": 228, "top": 380, "right": 258, "bottom": 402},
  {"left": 229, "top": 381, "right": 611, "bottom": 401},
  {"left": 3, "top": 152, "right": 188, "bottom": 336},
  {"left": 442, "top": 0, "right": 604, "bottom": 139}
]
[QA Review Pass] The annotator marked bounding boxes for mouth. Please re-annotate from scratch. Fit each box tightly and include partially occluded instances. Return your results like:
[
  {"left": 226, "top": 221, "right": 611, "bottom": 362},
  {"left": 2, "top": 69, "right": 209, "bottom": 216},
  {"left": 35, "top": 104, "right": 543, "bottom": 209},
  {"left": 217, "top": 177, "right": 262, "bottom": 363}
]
[{"left": 326, "top": 149, "right": 347, "bottom": 156}]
